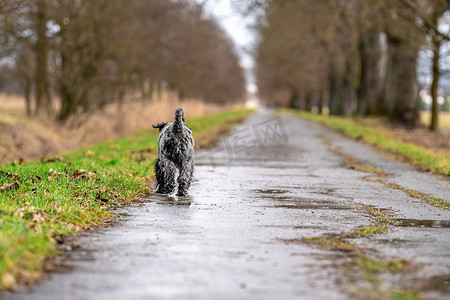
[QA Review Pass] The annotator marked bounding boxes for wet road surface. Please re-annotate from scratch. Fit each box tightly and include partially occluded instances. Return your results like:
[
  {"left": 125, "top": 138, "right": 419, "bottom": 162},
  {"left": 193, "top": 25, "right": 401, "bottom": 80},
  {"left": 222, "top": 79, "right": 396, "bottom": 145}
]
[{"left": 5, "top": 110, "right": 450, "bottom": 299}]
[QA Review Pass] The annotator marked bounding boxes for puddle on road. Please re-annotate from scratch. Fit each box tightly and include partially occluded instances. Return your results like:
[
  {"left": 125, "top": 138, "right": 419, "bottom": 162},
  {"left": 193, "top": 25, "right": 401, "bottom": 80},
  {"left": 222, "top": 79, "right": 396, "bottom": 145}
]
[
  {"left": 264, "top": 224, "right": 327, "bottom": 230},
  {"left": 310, "top": 189, "right": 336, "bottom": 195},
  {"left": 255, "top": 188, "right": 337, "bottom": 194},
  {"left": 274, "top": 203, "right": 352, "bottom": 210},
  {"left": 254, "top": 189, "right": 290, "bottom": 195},
  {"left": 254, "top": 188, "right": 352, "bottom": 211},
  {"left": 420, "top": 274, "right": 450, "bottom": 293},
  {"left": 394, "top": 219, "right": 450, "bottom": 228}
]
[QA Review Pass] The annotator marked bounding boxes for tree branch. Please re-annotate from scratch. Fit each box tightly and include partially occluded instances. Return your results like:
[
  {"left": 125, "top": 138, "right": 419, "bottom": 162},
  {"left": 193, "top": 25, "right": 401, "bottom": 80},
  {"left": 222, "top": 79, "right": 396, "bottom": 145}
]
[{"left": 398, "top": 0, "right": 450, "bottom": 41}]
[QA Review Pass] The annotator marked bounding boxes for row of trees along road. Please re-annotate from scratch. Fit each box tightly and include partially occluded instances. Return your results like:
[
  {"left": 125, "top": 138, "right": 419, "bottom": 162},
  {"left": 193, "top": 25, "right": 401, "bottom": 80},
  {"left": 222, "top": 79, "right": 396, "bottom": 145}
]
[
  {"left": 0, "top": 0, "right": 246, "bottom": 122},
  {"left": 254, "top": 0, "right": 449, "bottom": 130}
]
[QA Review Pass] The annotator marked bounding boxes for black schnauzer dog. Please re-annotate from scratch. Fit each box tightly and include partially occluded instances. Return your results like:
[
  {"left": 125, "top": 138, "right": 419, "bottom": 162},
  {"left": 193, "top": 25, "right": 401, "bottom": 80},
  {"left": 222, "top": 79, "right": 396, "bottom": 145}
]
[{"left": 152, "top": 108, "right": 194, "bottom": 196}]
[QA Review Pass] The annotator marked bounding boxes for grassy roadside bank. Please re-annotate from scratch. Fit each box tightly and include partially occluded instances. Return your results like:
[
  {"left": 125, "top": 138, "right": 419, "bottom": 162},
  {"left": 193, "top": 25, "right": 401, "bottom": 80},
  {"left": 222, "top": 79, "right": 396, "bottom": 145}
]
[
  {"left": 0, "top": 109, "right": 253, "bottom": 290},
  {"left": 289, "top": 110, "right": 450, "bottom": 177}
]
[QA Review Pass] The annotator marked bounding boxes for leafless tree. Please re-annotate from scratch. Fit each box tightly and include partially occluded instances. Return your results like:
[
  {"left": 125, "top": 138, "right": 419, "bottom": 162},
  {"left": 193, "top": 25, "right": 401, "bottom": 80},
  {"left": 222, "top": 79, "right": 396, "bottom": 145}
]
[
  {"left": 253, "top": 0, "right": 448, "bottom": 128},
  {"left": 399, "top": 0, "right": 450, "bottom": 130},
  {"left": 0, "top": 0, "right": 246, "bottom": 123}
]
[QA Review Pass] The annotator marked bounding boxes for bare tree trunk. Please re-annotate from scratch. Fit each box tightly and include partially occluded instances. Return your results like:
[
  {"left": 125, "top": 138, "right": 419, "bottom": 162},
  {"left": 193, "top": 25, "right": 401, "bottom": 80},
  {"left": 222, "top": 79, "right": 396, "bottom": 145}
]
[
  {"left": 304, "top": 94, "right": 312, "bottom": 111},
  {"left": 34, "top": 0, "right": 51, "bottom": 116},
  {"left": 394, "top": 53, "right": 418, "bottom": 127},
  {"left": 289, "top": 88, "right": 300, "bottom": 109},
  {"left": 317, "top": 91, "right": 324, "bottom": 114},
  {"left": 430, "top": 10, "right": 442, "bottom": 131},
  {"left": 379, "top": 40, "right": 397, "bottom": 116},
  {"left": 58, "top": 85, "right": 76, "bottom": 122},
  {"left": 24, "top": 77, "right": 32, "bottom": 116},
  {"left": 328, "top": 71, "right": 344, "bottom": 115},
  {"left": 16, "top": 51, "right": 34, "bottom": 117},
  {"left": 57, "top": 42, "right": 78, "bottom": 122},
  {"left": 380, "top": 35, "right": 419, "bottom": 127},
  {"left": 430, "top": 41, "right": 440, "bottom": 131},
  {"left": 358, "top": 30, "right": 381, "bottom": 115},
  {"left": 343, "top": 77, "right": 357, "bottom": 116}
]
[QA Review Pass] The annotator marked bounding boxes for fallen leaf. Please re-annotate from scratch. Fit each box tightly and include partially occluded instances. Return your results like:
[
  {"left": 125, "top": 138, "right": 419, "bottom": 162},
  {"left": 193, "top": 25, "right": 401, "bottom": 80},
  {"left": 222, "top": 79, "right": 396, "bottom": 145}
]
[
  {"left": 42, "top": 157, "right": 65, "bottom": 163},
  {"left": 32, "top": 212, "right": 46, "bottom": 223},
  {"left": 0, "top": 170, "right": 20, "bottom": 180},
  {"left": 54, "top": 234, "right": 65, "bottom": 244},
  {"left": 50, "top": 171, "right": 69, "bottom": 179},
  {"left": 86, "top": 172, "right": 97, "bottom": 180},
  {"left": 95, "top": 193, "right": 109, "bottom": 203},
  {"left": 26, "top": 223, "right": 40, "bottom": 232},
  {"left": 0, "top": 181, "right": 20, "bottom": 192},
  {"left": 16, "top": 208, "right": 25, "bottom": 218},
  {"left": 72, "top": 169, "right": 86, "bottom": 177}
]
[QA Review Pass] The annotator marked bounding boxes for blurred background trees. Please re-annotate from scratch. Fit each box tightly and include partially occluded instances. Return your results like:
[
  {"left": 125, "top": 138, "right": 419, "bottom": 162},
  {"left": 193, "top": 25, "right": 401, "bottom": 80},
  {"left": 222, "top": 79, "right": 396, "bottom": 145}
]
[
  {"left": 0, "top": 0, "right": 246, "bottom": 123},
  {"left": 2, "top": 0, "right": 449, "bottom": 130},
  {"left": 255, "top": 0, "right": 449, "bottom": 129}
]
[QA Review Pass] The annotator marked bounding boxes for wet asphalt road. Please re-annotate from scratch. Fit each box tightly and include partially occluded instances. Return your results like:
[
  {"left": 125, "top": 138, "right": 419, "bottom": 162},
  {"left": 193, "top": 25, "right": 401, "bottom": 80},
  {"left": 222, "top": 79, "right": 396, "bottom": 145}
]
[{"left": 4, "top": 109, "right": 450, "bottom": 300}]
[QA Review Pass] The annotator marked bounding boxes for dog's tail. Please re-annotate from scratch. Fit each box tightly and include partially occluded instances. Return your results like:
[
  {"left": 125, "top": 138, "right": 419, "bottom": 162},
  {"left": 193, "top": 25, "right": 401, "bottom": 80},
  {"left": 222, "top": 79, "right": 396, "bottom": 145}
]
[
  {"left": 152, "top": 122, "right": 168, "bottom": 132},
  {"left": 173, "top": 108, "right": 185, "bottom": 132}
]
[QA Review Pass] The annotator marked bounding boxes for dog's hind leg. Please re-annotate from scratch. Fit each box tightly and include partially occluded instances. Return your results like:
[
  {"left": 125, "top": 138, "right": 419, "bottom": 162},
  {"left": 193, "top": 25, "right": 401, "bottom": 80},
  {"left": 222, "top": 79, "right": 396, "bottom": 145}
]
[
  {"left": 155, "top": 158, "right": 177, "bottom": 194},
  {"left": 176, "top": 161, "right": 193, "bottom": 196}
]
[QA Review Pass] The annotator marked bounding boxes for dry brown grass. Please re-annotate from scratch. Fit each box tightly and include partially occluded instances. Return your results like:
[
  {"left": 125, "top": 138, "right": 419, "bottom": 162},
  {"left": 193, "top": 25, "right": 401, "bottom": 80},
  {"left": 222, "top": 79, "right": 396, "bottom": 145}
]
[
  {"left": 420, "top": 111, "right": 450, "bottom": 130},
  {"left": 0, "top": 92, "right": 243, "bottom": 165}
]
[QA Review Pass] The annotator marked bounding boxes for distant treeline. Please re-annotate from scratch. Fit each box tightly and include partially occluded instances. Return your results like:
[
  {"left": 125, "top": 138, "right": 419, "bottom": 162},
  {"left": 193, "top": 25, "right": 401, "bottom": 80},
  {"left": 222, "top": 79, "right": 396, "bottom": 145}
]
[
  {"left": 0, "top": 0, "right": 246, "bottom": 122},
  {"left": 254, "top": 0, "right": 449, "bottom": 130}
]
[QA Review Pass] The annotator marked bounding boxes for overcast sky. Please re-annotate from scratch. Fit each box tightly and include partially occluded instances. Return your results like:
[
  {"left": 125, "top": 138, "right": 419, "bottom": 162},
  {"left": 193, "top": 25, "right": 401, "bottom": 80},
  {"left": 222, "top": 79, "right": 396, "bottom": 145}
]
[{"left": 201, "top": 0, "right": 256, "bottom": 68}]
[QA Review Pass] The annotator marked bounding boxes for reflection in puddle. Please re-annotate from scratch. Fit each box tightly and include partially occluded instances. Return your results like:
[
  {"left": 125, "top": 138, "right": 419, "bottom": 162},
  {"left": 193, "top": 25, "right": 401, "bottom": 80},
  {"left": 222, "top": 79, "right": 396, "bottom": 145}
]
[
  {"left": 274, "top": 204, "right": 352, "bottom": 210},
  {"left": 254, "top": 189, "right": 289, "bottom": 194},
  {"left": 309, "top": 188, "right": 337, "bottom": 195},
  {"left": 394, "top": 219, "right": 450, "bottom": 228},
  {"left": 255, "top": 188, "right": 352, "bottom": 211},
  {"left": 264, "top": 225, "right": 325, "bottom": 230},
  {"left": 421, "top": 274, "right": 450, "bottom": 293},
  {"left": 152, "top": 193, "right": 192, "bottom": 206}
]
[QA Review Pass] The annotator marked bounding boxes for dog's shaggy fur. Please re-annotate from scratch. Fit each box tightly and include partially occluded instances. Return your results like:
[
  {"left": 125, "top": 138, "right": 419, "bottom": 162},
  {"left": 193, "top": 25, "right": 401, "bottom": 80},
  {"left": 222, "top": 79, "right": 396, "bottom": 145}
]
[{"left": 152, "top": 108, "right": 194, "bottom": 196}]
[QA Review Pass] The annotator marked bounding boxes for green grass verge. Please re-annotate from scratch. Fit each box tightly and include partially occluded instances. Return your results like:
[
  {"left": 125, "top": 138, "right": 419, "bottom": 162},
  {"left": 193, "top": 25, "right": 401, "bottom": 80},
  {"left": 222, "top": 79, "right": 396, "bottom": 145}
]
[
  {"left": 324, "top": 140, "right": 449, "bottom": 210},
  {"left": 292, "top": 111, "right": 450, "bottom": 176},
  {"left": 366, "top": 178, "right": 450, "bottom": 210},
  {"left": 0, "top": 109, "right": 253, "bottom": 289}
]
